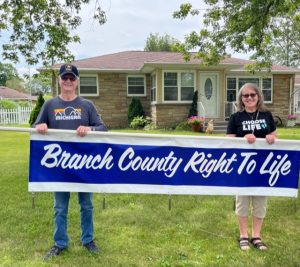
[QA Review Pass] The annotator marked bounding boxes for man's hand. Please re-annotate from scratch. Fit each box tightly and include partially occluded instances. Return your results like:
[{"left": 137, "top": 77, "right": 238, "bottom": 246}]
[
  {"left": 76, "top": 126, "right": 91, "bottom": 137},
  {"left": 35, "top": 123, "right": 48, "bottom": 134}
]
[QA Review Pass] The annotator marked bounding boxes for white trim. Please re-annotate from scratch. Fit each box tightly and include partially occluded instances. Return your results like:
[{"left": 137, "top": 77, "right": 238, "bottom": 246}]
[
  {"left": 28, "top": 183, "right": 298, "bottom": 197},
  {"left": 127, "top": 74, "right": 146, "bottom": 96},
  {"left": 79, "top": 74, "right": 99, "bottom": 97},
  {"left": 150, "top": 73, "right": 157, "bottom": 103},
  {"left": 162, "top": 70, "right": 196, "bottom": 103}
]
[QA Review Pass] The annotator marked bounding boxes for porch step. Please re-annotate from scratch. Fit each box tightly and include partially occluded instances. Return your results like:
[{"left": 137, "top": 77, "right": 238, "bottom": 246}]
[{"left": 204, "top": 120, "right": 228, "bottom": 134}]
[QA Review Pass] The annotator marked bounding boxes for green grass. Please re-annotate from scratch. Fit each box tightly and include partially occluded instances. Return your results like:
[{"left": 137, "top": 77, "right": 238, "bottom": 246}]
[{"left": 0, "top": 127, "right": 300, "bottom": 266}]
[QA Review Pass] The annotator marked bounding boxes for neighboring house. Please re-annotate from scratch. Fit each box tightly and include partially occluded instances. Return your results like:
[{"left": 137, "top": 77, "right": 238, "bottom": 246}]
[
  {"left": 49, "top": 51, "right": 300, "bottom": 128},
  {"left": 0, "top": 86, "right": 37, "bottom": 102}
]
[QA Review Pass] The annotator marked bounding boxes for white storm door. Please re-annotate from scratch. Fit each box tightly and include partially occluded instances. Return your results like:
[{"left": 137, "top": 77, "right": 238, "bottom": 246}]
[
  {"left": 199, "top": 73, "right": 219, "bottom": 118},
  {"left": 295, "top": 87, "right": 300, "bottom": 113}
]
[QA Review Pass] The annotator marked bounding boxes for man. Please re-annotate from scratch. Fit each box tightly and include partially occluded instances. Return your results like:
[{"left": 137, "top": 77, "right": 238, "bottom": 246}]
[{"left": 34, "top": 64, "right": 107, "bottom": 260}]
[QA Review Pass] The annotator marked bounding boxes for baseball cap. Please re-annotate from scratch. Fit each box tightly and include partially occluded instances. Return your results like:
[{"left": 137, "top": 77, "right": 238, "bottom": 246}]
[{"left": 59, "top": 64, "right": 79, "bottom": 78}]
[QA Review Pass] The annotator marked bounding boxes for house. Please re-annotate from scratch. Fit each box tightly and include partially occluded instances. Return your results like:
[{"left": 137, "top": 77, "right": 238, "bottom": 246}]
[
  {"left": 0, "top": 86, "right": 37, "bottom": 102},
  {"left": 49, "top": 51, "right": 300, "bottom": 128}
]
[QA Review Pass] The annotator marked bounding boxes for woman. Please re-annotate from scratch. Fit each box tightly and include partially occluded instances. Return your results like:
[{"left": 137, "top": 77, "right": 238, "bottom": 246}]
[{"left": 226, "top": 83, "right": 277, "bottom": 251}]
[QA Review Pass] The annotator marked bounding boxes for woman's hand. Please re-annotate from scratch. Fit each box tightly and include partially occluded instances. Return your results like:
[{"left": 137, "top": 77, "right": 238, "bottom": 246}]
[
  {"left": 265, "top": 134, "right": 276, "bottom": 144},
  {"left": 244, "top": 133, "right": 256, "bottom": 144}
]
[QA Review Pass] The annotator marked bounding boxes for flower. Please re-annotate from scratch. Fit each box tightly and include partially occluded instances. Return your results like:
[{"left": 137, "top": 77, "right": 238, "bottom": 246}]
[
  {"left": 187, "top": 115, "right": 205, "bottom": 125},
  {"left": 287, "top": 114, "right": 297, "bottom": 120}
]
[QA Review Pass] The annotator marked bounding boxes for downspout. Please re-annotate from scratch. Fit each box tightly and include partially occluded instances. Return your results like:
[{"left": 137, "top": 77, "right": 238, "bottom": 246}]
[{"left": 289, "top": 75, "right": 294, "bottom": 115}]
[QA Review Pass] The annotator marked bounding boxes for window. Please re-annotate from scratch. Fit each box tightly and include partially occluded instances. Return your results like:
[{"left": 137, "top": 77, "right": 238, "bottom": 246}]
[
  {"left": 262, "top": 78, "right": 272, "bottom": 102},
  {"left": 163, "top": 71, "right": 195, "bottom": 102},
  {"left": 226, "top": 78, "right": 236, "bottom": 102},
  {"left": 226, "top": 77, "right": 273, "bottom": 103},
  {"left": 127, "top": 75, "right": 145, "bottom": 96},
  {"left": 151, "top": 74, "right": 156, "bottom": 102},
  {"left": 79, "top": 76, "right": 98, "bottom": 96},
  {"left": 181, "top": 72, "right": 194, "bottom": 101}
]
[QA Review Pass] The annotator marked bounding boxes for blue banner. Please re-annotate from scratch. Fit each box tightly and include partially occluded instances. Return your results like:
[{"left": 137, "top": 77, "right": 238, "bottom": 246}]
[{"left": 29, "top": 131, "right": 300, "bottom": 197}]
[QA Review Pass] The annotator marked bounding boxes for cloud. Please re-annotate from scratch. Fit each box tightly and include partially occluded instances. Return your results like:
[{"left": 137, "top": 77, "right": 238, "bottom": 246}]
[{"left": 1, "top": 0, "right": 248, "bottom": 76}]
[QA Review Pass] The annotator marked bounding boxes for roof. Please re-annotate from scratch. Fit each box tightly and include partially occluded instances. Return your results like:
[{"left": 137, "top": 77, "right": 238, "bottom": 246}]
[
  {"left": 0, "top": 86, "right": 37, "bottom": 101},
  {"left": 49, "top": 51, "right": 300, "bottom": 74}
]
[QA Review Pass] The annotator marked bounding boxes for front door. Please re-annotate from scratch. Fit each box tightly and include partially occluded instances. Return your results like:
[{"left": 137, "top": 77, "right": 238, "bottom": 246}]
[{"left": 199, "top": 73, "right": 219, "bottom": 118}]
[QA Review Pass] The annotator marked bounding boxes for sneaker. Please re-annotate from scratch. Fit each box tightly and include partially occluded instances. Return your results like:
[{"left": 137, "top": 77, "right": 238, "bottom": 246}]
[
  {"left": 44, "top": 245, "right": 65, "bottom": 261},
  {"left": 83, "top": 240, "right": 100, "bottom": 254}
]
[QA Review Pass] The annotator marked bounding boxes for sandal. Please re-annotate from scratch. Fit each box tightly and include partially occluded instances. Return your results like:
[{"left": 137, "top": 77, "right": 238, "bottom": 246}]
[
  {"left": 250, "top": 237, "right": 267, "bottom": 250},
  {"left": 238, "top": 237, "right": 250, "bottom": 250}
]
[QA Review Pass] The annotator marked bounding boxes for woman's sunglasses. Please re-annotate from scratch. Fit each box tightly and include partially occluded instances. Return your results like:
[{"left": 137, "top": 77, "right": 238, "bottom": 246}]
[
  {"left": 242, "top": 93, "right": 257, "bottom": 98},
  {"left": 61, "top": 76, "right": 77, "bottom": 82}
]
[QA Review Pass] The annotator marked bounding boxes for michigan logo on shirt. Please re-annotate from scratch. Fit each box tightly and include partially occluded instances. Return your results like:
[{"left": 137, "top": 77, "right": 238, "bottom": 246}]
[{"left": 54, "top": 107, "right": 82, "bottom": 121}]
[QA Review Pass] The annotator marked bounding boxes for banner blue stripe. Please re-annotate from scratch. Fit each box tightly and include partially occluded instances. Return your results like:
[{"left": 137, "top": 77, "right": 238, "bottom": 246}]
[{"left": 29, "top": 139, "right": 300, "bottom": 190}]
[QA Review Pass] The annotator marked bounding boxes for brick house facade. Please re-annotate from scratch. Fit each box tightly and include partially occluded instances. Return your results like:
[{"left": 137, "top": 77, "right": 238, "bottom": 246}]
[{"left": 50, "top": 51, "right": 300, "bottom": 128}]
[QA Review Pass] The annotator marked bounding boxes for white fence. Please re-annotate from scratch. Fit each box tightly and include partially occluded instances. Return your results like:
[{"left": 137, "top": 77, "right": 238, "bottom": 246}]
[{"left": 0, "top": 106, "right": 33, "bottom": 125}]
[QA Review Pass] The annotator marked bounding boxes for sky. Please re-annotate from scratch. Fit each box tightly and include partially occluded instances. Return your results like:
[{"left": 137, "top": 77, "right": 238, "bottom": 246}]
[{"left": 0, "top": 0, "right": 247, "bottom": 77}]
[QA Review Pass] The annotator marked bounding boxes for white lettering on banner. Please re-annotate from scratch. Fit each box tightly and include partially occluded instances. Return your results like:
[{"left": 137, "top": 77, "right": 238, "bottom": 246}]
[
  {"left": 259, "top": 152, "right": 291, "bottom": 186},
  {"left": 118, "top": 147, "right": 183, "bottom": 178},
  {"left": 41, "top": 144, "right": 114, "bottom": 170},
  {"left": 238, "top": 152, "right": 257, "bottom": 174},
  {"left": 183, "top": 152, "right": 237, "bottom": 177}
]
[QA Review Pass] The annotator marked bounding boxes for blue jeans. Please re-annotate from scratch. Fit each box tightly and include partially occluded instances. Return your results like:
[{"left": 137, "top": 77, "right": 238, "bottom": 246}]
[{"left": 53, "top": 192, "right": 94, "bottom": 249}]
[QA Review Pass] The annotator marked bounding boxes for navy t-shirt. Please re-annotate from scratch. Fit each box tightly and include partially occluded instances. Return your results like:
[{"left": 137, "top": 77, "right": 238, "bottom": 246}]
[
  {"left": 226, "top": 110, "right": 276, "bottom": 138},
  {"left": 34, "top": 96, "right": 107, "bottom": 131}
]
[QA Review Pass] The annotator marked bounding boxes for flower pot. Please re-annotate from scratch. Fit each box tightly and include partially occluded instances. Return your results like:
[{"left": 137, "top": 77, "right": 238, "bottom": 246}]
[{"left": 191, "top": 124, "right": 201, "bottom": 132}]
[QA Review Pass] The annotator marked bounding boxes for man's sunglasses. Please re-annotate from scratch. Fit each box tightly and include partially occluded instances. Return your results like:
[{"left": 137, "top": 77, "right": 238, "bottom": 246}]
[
  {"left": 242, "top": 93, "right": 257, "bottom": 98},
  {"left": 61, "top": 76, "right": 77, "bottom": 82}
]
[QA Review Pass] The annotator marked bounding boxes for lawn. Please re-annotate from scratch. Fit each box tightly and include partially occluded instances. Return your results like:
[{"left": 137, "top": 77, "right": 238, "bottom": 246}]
[{"left": 0, "top": 126, "right": 299, "bottom": 267}]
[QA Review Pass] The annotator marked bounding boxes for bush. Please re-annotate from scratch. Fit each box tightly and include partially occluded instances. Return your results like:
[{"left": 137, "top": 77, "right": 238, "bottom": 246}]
[
  {"left": 0, "top": 99, "right": 18, "bottom": 109},
  {"left": 29, "top": 92, "right": 45, "bottom": 126},
  {"left": 175, "top": 120, "right": 192, "bottom": 131},
  {"left": 128, "top": 97, "right": 144, "bottom": 124},
  {"left": 130, "top": 115, "right": 151, "bottom": 129},
  {"left": 188, "top": 91, "right": 198, "bottom": 118},
  {"left": 19, "top": 101, "right": 32, "bottom": 107}
]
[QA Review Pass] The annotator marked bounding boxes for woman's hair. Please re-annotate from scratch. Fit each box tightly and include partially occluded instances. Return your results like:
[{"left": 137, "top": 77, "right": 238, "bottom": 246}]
[{"left": 236, "top": 83, "right": 267, "bottom": 112}]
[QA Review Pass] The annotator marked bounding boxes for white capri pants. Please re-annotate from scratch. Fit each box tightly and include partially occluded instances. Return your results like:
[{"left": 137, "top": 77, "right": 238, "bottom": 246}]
[{"left": 235, "top": 196, "right": 268, "bottom": 218}]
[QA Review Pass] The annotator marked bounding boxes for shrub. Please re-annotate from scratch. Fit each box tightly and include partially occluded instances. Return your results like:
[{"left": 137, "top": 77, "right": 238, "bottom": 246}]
[
  {"left": 29, "top": 92, "right": 45, "bottom": 126},
  {"left": 128, "top": 97, "right": 144, "bottom": 124},
  {"left": 0, "top": 99, "right": 18, "bottom": 109},
  {"left": 130, "top": 115, "right": 151, "bottom": 129},
  {"left": 188, "top": 91, "right": 198, "bottom": 117},
  {"left": 175, "top": 120, "right": 191, "bottom": 131}
]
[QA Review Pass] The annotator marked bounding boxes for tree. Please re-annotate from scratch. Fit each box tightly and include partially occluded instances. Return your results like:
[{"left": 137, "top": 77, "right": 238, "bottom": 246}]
[
  {"left": 24, "top": 73, "right": 52, "bottom": 95},
  {"left": 128, "top": 98, "right": 144, "bottom": 124},
  {"left": 188, "top": 91, "right": 198, "bottom": 118},
  {"left": 0, "top": 73, "right": 7, "bottom": 86},
  {"left": 29, "top": 92, "right": 45, "bottom": 126},
  {"left": 144, "top": 33, "right": 179, "bottom": 52},
  {"left": 269, "top": 17, "right": 300, "bottom": 67},
  {"left": 0, "top": 62, "right": 23, "bottom": 90},
  {"left": 173, "top": 1, "right": 300, "bottom": 69},
  {"left": 0, "top": 1, "right": 107, "bottom": 66}
]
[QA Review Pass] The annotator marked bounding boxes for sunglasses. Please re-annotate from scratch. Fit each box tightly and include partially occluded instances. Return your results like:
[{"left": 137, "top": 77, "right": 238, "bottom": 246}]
[
  {"left": 61, "top": 76, "right": 77, "bottom": 82},
  {"left": 242, "top": 93, "right": 257, "bottom": 98}
]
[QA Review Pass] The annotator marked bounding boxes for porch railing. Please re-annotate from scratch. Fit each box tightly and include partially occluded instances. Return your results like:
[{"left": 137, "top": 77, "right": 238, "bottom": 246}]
[
  {"left": 225, "top": 102, "right": 237, "bottom": 119},
  {"left": 197, "top": 101, "right": 206, "bottom": 131}
]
